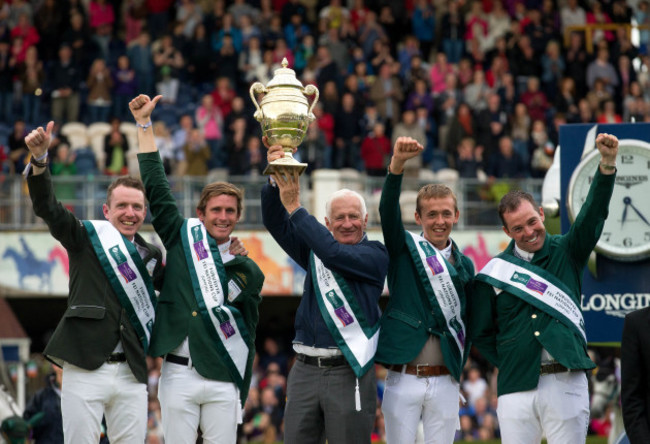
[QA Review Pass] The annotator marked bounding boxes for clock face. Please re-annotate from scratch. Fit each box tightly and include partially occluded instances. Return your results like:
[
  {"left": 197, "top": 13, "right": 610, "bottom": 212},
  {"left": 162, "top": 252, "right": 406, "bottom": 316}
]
[{"left": 567, "top": 139, "right": 650, "bottom": 261}]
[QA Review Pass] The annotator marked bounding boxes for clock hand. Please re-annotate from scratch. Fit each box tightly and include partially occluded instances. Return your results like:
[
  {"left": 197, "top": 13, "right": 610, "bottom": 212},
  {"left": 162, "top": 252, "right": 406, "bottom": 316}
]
[
  {"left": 629, "top": 200, "right": 650, "bottom": 226},
  {"left": 622, "top": 197, "right": 630, "bottom": 226}
]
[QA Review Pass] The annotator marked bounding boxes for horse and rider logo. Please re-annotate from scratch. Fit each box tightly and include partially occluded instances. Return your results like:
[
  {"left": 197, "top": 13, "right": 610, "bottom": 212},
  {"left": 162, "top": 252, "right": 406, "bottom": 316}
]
[{"left": 1, "top": 236, "right": 68, "bottom": 292}]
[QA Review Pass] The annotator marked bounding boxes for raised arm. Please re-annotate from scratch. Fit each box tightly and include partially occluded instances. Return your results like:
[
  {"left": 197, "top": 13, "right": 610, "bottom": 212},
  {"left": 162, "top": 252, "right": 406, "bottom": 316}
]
[
  {"left": 380, "top": 137, "right": 423, "bottom": 254},
  {"left": 24, "top": 121, "right": 54, "bottom": 176},
  {"left": 129, "top": 94, "right": 162, "bottom": 153}
]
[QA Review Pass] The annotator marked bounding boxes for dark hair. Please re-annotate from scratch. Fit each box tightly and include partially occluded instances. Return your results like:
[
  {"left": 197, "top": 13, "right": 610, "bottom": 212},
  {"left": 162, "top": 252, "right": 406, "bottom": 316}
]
[
  {"left": 197, "top": 182, "right": 243, "bottom": 216},
  {"left": 497, "top": 190, "right": 538, "bottom": 227},
  {"left": 106, "top": 176, "right": 146, "bottom": 206}
]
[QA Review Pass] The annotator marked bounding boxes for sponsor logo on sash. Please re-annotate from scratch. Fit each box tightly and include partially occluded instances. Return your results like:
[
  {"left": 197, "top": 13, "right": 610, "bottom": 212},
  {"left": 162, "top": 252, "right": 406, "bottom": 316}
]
[
  {"left": 212, "top": 307, "right": 236, "bottom": 339},
  {"left": 109, "top": 245, "right": 137, "bottom": 283},
  {"left": 326, "top": 290, "right": 355, "bottom": 327},
  {"left": 449, "top": 316, "right": 466, "bottom": 348},
  {"left": 510, "top": 271, "right": 548, "bottom": 295},
  {"left": 191, "top": 226, "right": 209, "bottom": 260}
]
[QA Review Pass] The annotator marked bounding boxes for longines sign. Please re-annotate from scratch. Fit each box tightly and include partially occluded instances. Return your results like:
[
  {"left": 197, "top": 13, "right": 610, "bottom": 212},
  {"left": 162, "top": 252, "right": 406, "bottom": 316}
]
[{"left": 582, "top": 293, "right": 650, "bottom": 317}]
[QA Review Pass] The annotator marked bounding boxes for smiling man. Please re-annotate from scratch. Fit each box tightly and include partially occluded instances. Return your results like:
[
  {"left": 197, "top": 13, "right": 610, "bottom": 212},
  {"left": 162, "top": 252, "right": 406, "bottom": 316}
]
[
  {"left": 24, "top": 122, "right": 163, "bottom": 444},
  {"left": 261, "top": 143, "right": 388, "bottom": 444},
  {"left": 129, "top": 94, "right": 264, "bottom": 444},
  {"left": 375, "top": 137, "right": 475, "bottom": 444},
  {"left": 470, "top": 133, "right": 619, "bottom": 444}
]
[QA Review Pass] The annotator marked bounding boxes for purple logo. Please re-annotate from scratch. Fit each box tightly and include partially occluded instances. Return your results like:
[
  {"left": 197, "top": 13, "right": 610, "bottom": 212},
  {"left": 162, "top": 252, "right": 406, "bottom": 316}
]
[
  {"left": 426, "top": 256, "right": 444, "bottom": 275},
  {"left": 334, "top": 307, "right": 355, "bottom": 327},
  {"left": 526, "top": 278, "right": 548, "bottom": 295},
  {"left": 193, "top": 242, "right": 209, "bottom": 261},
  {"left": 109, "top": 246, "right": 137, "bottom": 283},
  {"left": 220, "top": 321, "right": 236, "bottom": 339}
]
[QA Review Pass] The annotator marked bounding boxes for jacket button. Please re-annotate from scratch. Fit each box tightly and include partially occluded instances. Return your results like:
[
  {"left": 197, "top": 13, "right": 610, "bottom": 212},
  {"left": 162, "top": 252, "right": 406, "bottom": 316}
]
[
  {"left": 120, "top": 325, "right": 125, "bottom": 331},
  {"left": 531, "top": 314, "right": 537, "bottom": 319},
  {"left": 534, "top": 331, "right": 540, "bottom": 336},
  {"left": 192, "top": 311, "right": 197, "bottom": 317}
]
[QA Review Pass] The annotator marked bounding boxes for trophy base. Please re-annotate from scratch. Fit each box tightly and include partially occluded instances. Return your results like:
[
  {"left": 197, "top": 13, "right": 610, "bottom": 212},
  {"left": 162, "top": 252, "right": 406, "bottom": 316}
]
[{"left": 263, "top": 155, "right": 308, "bottom": 176}]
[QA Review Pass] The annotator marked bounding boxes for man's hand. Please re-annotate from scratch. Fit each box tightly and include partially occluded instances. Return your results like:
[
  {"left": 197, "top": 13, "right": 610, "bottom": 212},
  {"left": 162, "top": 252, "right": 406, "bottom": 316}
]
[
  {"left": 389, "top": 137, "right": 424, "bottom": 175},
  {"left": 596, "top": 133, "right": 618, "bottom": 174},
  {"left": 262, "top": 136, "right": 296, "bottom": 164},
  {"left": 129, "top": 94, "right": 162, "bottom": 125},
  {"left": 229, "top": 236, "right": 249, "bottom": 256},
  {"left": 25, "top": 121, "right": 54, "bottom": 158},
  {"left": 271, "top": 168, "right": 301, "bottom": 214}
]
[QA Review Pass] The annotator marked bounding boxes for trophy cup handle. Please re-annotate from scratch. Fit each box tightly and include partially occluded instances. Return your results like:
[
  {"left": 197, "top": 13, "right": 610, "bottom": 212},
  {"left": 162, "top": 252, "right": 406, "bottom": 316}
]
[
  {"left": 303, "top": 84, "right": 319, "bottom": 120},
  {"left": 249, "top": 82, "right": 267, "bottom": 119}
]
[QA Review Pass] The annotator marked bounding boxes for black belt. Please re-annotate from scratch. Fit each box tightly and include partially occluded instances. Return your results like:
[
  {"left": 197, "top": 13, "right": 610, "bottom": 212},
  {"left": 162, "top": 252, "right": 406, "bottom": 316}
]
[
  {"left": 540, "top": 362, "right": 569, "bottom": 375},
  {"left": 165, "top": 353, "right": 190, "bottom": 366},
  {"left": 296, "top": 353, "right": 347, "bottom": 368},
  {"left": 106, "top": 353, "right": 126, "bottom": 363}
]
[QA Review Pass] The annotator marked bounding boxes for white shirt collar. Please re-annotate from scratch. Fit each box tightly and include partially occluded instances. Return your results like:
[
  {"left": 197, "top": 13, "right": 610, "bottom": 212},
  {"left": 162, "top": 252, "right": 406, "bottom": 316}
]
[{"left": 513, "top": 243, "right": 534, "bottom": 262}]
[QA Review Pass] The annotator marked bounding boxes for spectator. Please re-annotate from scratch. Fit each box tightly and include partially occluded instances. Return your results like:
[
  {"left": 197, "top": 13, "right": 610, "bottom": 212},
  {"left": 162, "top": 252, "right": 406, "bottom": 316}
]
[
  {"left": 211, "top": 76, "right": 236, "bottom": 121},
  {"left": 127, "top": 30, "right": 155, "bottom": 97},
  {"left": 360, "top": 121, "right": 391, "bottom": 177},
  {"left": 597, "top": 98, "right": 623, "bottom": 124},
  {"left": 560, "top": 0, "right": 586, "bottom": 32},
  {"left": 216, "top": 33, "right": 240, "bottom": 87},
  {"left": 284, "top": 13, "right": 310, "bottom": 51},
  {"left": 50, "top": 143, "right": 78, "bottom": 209},
  {"left": 0, "top": 35, "right": 15, "bottom": 125},
  {"left": 463, "top": 366, "right": 489, "bottom": 408},
  {"left": 10, "top": 13, "right": 39, "bottom": 64},
  {"left": 623, "top": 81, "right": 647, "bottom": 122},
  {"left": 405, "top": 78, "right": 433, "bottom": 114},
  {"left": 18, "top": 46, "right": 43, "bottom": 125},
  {"left": 586, "top": 47, "right": 619, "bottom": 96},
  {"left": 183, "top": 128, "right": 210, "bottom": 176},
  {"left": 484, "top": 0, "right": 511, "bottom": 52},
  {"left": 435, "top": 72, "right": 462, "bottom": 154},
  {"left": 48, "top": 44, "right": 81, "bottom": 124},
  {"left": 369, "top": 62, "right": 403, "bottom": 129},
  {"left": 246, "top": 135, "right": 266, "bottom": 176},
  {"left": 240, "top": 35, "right": 265, "bottom": 83},
  {"left": 153, "top": 34, "right": 183, "bottom": 104},
  {"left": 519, "top": 76, "right": 549, "bottom": 123},
  {"left": 446, "top": 102, "right": 478, "bottom": 167},
  {"left": 23, "top": 364, "right": 64, "bottom": 444},
  {"left": 529, "top": 119, "right": 556, "bottom": 178},
  {"left": 302, "top": 120, "right": 328, "bottom": 174},
  {"left": 111, "top": 55, "right": 137, "bottom": 122},
  {"left": 510, "top": 102, "right": 531, "bottom": 166},
  {"left": 429, "top": 51, "right": 455, "bottom": 96},
  {"left": 540, "top": 40, "right": 564, "bottom": 98},
  {"left": 259, "top": 337, "right": 290, "bottom": 376},
  {"left": 440, "top": 0, "right": 466, "bottom": 64},
  {"left": 86, "top": 58, "right": 113, "bottom": 124},
  {"left": 476, "top": 92, "right": 508, "bottom": 163},
  {"left": 411, "top": 0, "right": 435, "bottom": 61},
  {"left": 153, "top": 121, "right": 175, "bottom": 175},
  {"left": 333, "top": 91, "right": 363, "bottom": 169},
  {"left": 463, "top": 68, "right": 491, "bottom": 113},
  {"left": 486, "top": 135, "right": 527, "bottom": 179},
  {"left": 195, "top": 93, "right": 224, "bottom": 169},
  {"left": 103, "top": 116, "right": 129, "bottom": 175},
  {"left": 186, "top": 23, "right": 217, "bottom": 88},
  {"left": 226, "top": 117, "right": 249, "bottom": 175},
  {"left": 33, "top": 0, "right": 64, "bottom": 63},
  {"left": 455, "top": 137, "right": 484, "bottom": 179},
  {"left": 586, "top": 1, "right": 614, "bottom": 45},
  {"left": 8, "top": 120, "right": 28, "bottom": 175}
]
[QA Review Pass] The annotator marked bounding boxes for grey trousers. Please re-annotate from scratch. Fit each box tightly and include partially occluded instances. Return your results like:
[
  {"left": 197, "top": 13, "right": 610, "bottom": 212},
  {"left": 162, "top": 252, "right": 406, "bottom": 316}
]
[{"left": 283, "top": 359, "right": 377, "bottom": 444}]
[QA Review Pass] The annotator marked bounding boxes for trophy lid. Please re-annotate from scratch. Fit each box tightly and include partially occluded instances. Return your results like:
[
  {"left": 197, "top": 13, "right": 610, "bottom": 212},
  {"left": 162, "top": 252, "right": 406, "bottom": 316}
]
[{"left": 266, "top": 58, "right": 305, "bottom": 89}]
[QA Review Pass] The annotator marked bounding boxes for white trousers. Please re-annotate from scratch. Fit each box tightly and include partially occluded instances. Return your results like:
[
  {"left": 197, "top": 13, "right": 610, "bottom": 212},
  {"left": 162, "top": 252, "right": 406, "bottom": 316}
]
[
  {"left": 497, "top": 371, "right": 590, "bottom": 444},
  {"left": 61, "top": 361, "right": 147, "bottom": 444},
  {"left": 158, "top": 359, "right": 241, "bottom": 444},
  {"left": 382, "top": 369, "right": 460, "bottom": 444}
]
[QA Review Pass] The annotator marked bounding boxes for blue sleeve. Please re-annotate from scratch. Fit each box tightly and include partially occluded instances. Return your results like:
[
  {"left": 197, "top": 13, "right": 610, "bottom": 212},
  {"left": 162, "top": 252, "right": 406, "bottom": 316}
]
[
  {"left": 290, "top": 209, "right": 388, "bottom": 286},
  {"left": 261, "top": 183, "right": 312, "bottom": 270}
]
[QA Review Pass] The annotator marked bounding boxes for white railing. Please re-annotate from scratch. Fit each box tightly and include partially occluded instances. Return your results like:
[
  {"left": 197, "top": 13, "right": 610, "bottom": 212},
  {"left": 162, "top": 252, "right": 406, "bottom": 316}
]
[{"left": 0, "top": 173, "right": 544, "bottom": 231}]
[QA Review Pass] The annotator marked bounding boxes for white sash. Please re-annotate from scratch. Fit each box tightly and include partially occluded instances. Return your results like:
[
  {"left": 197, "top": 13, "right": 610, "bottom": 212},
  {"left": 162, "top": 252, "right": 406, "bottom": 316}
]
[
  {"left": 311, "top": 254, "right": 379, "bottom": 378},
  {"left": 406, "top": 232, "right": 466, "bottom": 356},
  {"left": 83, "top": 221, "right": 156, "bottom": 352},
  {"left": 182, "top": 218, "right": 249, "bottom": 381},
  {"left": 478, "top": 257, "right": 587, "bottom": 344}
]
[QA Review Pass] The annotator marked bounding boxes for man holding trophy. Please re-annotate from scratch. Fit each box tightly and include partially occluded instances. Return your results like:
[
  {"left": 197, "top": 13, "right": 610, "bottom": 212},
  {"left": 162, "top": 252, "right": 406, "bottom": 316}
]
[{"left": 255, "top": 60, "right": 388, "bottom": 444}]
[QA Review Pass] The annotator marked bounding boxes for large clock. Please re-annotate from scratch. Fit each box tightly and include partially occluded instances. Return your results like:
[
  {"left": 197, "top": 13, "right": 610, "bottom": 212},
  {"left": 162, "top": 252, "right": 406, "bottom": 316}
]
[{"left": 567, "top": 139, "right": 650, "bottom": 261}]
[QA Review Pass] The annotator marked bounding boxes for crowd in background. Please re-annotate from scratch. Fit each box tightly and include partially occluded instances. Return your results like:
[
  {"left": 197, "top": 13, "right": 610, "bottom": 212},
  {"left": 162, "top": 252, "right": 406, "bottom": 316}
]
[
  {"left": 1, "top": 0, "right": 649, "bottom": 182},
  {"left": 3, "top": 0, "right": 642, "bottom": 441}
]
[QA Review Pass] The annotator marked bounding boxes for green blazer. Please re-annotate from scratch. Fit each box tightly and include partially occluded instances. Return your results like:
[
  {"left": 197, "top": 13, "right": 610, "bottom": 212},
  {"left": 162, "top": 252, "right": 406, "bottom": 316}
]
[
  {"left": 469, "top": 167, "right": 615, "bottom": 396},
  {"left": 27, "top": 169, "right": 163, "bottom": 384},
  {"left": 138, "top": 152, "right": 264, "bottom": 404},
  {"left": 375, "top": 172, "right": 475, "bottom": 381}
]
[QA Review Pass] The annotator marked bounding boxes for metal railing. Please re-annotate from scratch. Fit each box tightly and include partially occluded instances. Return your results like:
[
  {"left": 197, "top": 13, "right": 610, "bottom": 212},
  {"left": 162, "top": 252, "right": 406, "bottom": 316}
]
[{"left": 0, "top": 174, "right": 544, "bottom": 231}]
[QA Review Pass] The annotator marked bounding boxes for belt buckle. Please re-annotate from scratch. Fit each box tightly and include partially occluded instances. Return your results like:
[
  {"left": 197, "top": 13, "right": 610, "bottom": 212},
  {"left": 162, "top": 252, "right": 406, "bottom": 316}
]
[
  {"left": 416, "top": 364, "right": 428, "bottom": 377},
  {"left": 317, "top": 356, "right": 325, "bottom": 368}
]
